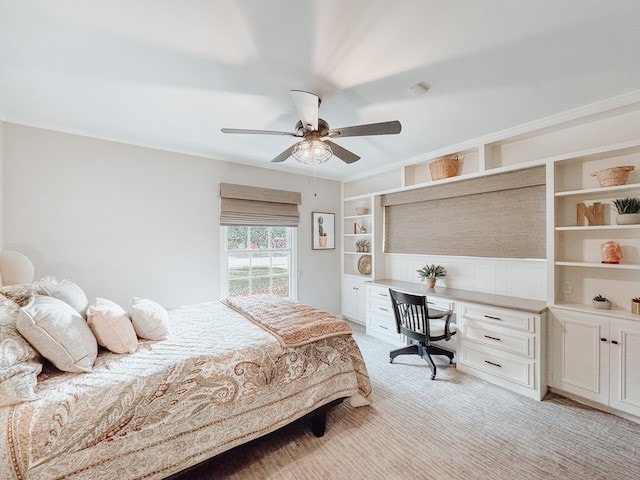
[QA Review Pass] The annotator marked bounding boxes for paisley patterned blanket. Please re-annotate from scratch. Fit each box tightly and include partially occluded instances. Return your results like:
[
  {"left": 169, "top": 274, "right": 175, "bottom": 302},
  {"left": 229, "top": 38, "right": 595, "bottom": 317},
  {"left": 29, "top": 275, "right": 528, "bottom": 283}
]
[
  {"left": 1, "top": 301, "right": 371, "bottom": 480},
  {"left": 221, "top": 295, "right": 353, "bottom": 347}
]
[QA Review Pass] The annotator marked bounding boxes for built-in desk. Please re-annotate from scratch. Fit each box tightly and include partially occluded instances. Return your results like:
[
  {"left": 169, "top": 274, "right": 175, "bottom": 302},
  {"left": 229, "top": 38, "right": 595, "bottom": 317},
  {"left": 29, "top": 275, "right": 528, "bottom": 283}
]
[{"left": 366, "top": 279, "right": 548, "bottom": 400}]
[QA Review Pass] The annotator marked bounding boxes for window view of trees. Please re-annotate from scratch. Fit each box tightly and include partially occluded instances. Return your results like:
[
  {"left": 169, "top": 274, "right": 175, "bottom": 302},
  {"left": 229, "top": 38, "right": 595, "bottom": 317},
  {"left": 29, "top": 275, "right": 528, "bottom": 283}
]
[{"left": 226, "top": 226, "right": 292, "bottom": 297}]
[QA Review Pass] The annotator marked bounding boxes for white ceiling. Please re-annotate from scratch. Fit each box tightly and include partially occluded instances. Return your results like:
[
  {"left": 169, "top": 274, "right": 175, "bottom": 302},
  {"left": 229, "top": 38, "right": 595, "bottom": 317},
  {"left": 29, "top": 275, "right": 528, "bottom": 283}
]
[{"left": 1, "top": 1, "right": 640, "bottom": 180}]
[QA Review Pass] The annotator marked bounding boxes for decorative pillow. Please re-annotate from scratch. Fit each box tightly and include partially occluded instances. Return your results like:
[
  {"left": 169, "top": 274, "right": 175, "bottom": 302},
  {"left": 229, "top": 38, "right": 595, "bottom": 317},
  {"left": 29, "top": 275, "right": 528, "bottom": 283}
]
[
  {"left": 129, "top": 297, "right": 169, "bottom": 340},
  {"left": 17, "top": 295, "right": 97, "bottom": 373},
  {"left": 0, "top": 295, "right": 42, "bottom": 406},
  {"left": 87, "top": 298, "right": 138, "bottom": 354},
  {"left": 41, "top": 280, "right": 89, "bottom": 318},
  {"left": 0, "top": 276, "right": 59, "bottom": 307}
]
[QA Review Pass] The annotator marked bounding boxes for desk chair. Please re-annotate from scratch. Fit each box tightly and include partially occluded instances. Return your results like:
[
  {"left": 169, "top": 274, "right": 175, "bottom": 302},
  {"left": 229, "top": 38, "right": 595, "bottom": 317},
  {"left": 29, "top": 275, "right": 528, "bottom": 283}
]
[{"left": 389, "top": 289, "right": 456, "bottom": 380}]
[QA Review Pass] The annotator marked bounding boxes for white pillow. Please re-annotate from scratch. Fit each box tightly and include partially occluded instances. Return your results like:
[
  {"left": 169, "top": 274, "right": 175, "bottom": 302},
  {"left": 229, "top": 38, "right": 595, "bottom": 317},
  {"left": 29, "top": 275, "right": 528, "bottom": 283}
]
[
  {"left": 129, "top": 297, "right": 169, "bottom": 341},
  {"left": 40, "top": 280, "right": 89, "bottom": 318},
  {"left": 87, "top": 298, "right": 138, "bottom": 354},
  {"left": 0, "top": 295, "right": 42, "bottom": 406},
  {"left": 17, "top": 295, "right": 97, "bottom": 373}
]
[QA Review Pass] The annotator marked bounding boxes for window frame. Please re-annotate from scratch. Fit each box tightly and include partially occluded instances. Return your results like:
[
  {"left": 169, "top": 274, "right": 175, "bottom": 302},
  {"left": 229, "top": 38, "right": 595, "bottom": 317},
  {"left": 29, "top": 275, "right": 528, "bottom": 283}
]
[{"left": 220, "top": 226, "right": 298, "bottom": 299}]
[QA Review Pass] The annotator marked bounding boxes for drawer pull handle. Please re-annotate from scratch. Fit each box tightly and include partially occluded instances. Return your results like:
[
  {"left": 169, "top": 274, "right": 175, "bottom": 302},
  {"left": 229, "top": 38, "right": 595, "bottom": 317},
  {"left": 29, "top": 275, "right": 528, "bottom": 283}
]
[
  {"left": 483, "top": 334, "right": 501, "bottom": 342},
  {"left": 484, "top": 360, "right": 502, "bottom": 368},
  {"left": 611, "top": 340, "right": 619, "bottom": 345},
  {"left": 601, "top": 338, "right": 608, "bottom": 342},
  {"left": 378, "top": 293, "right": 388, "bottom": 297},
  {"left": 378, "top": 307, "right": 389, "bottom": 312},
  {"left": 379, "top": 325, "right": 388, "bottom": 330},
  {"left": 484, "top": 315, "right": 502, "bottom": 321}
]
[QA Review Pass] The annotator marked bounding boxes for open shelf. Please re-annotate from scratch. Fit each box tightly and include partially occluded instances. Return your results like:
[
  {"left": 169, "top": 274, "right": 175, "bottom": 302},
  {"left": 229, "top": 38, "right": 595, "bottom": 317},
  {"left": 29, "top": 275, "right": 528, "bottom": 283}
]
[
  {"left": 555, "top": 182, "right": 640, "bottom": 197},
  {"left": 555, "top": 224, "right": 640, "bottom": 231},
  {"left": 555, "top": 261, "right": 640, "bottom": 270}
]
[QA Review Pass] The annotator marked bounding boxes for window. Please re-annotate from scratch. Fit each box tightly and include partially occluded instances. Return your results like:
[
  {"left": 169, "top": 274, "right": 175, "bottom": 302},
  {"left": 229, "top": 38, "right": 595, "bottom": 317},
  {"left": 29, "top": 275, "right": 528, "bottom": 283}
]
[{"left": 224, "top": 226, "right": 295, "bottom": 298}]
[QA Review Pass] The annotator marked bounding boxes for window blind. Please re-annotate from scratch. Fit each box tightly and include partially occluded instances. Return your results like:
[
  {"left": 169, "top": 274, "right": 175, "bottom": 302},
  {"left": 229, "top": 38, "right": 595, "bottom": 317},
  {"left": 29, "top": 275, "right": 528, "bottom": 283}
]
[
  {"left": 219, "top": 183, "right": 302, "bottom": 227},
  {"left": 382, "top": 166, "right": 546, "bottom": 259}
]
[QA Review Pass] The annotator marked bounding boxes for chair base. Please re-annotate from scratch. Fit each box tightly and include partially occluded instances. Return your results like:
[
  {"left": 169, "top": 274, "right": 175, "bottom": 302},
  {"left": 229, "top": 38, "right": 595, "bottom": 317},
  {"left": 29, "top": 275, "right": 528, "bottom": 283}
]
[{"left": 389, "top": 343, "right": 455, "bottom": 380}]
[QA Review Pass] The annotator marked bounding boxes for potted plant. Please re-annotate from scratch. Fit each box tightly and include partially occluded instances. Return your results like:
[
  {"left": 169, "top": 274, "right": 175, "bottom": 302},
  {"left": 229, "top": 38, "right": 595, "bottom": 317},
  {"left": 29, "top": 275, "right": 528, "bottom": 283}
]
[
  {"left": 417, "top": 264, "right": 447, "bottom": 288},
  {"left": 317, "top": 215, "right": 327, "bottom": 247},
  {"left": 592, "top": 294, "right": 612, "bottom": 310},
  {"left": 612, "top": 197, "right": 640, "bottom": 225},
  {"left": 632, "top": 297, "right": 640, "bottom": 315}
]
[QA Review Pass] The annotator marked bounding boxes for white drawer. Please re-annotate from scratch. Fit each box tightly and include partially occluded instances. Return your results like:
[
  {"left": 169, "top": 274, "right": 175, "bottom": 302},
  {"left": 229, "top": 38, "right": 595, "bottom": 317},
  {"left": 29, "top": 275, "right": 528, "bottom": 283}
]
[
  {"left": 459, "top": 343, "right": 534, "bottom": 388},
  {"left": 460, "top": 303, "right": 535, "bottom": 333},
  {"left": 463, "top": 320, "right": 534, "bottom": 358},
  {"left": 368, "top": 295, "right": 393, "bottom": 316},
  {"left": 367, "top": 284, "right": 392, "bottom": 300},
  {"left": 368, "top": 310, "right": 397, "bottom": 333}
]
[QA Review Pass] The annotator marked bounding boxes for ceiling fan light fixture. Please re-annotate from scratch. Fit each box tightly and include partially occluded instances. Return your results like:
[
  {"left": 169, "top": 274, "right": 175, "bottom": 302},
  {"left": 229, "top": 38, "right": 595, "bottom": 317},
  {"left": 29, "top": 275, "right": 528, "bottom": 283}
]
[{"left": 292, "top": 139, "right": 332, "bottom": 165}]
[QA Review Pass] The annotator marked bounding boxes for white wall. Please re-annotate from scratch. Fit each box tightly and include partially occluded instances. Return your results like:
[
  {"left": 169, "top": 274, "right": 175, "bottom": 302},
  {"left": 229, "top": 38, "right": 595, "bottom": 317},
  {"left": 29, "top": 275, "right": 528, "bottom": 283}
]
[
  {"left": 2, "top": 124, "right": 342, "bottom": 312},
  {"left": 0, "top": 121, "right": 3, "bottom": 249},
  {"left": 385, "top": 253, "right": 547, "bottom": 301}
]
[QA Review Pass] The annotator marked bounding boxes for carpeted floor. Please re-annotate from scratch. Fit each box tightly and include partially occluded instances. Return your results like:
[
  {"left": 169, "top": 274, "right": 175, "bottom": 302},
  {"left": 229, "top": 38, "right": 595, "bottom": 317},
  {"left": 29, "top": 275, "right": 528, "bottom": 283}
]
[{"left": 176, "top": 323, "right": 640, "bottom": 479}]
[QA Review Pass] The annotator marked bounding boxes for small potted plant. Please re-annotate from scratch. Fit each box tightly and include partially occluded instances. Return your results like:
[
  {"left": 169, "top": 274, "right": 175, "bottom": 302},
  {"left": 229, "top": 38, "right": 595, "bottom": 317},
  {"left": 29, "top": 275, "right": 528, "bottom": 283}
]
[
  {"left": 592, "top": 294, "right": 612, "bottom": 310},
  {"left": 317, "top": 215, "right": 327, "bottom": 247},
  {"left": 632, "top": 297, "right": 640, "bottom": 315},
  {"left": 417, "top": 264, "right": 447, "bottom": 289},
  {"left": 612, "top": 197, "right": 640, "bottom": 225}
]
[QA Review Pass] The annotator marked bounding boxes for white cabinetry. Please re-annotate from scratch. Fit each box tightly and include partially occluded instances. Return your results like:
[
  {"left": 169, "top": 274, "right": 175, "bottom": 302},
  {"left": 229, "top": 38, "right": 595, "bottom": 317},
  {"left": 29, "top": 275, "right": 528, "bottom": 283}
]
[
  {"left": 365, "top": 284, "right": 403, "bottom": 345},
  {"left": 341, "top": 276, "right": 367, "bottom": 324},
  {"left": 551, "top": 307, "right": 640, "bottom": 418},
  {"left": 457, "top": 302, "right": 546, "bottom": 400}
]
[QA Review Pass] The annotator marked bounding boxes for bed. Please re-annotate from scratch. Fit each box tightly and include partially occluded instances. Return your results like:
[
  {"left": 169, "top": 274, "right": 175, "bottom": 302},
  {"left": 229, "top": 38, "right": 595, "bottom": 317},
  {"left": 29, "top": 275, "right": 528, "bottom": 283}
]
[{"left": 1, "top": 282, "right": 371, "bottom": 479}]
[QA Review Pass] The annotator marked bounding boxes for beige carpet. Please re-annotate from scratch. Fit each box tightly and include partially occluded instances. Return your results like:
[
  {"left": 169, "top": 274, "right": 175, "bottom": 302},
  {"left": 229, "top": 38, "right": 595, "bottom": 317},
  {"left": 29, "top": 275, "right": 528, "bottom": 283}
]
[{"left": 176, "top": 324, "right": 640, "bottom": 479}]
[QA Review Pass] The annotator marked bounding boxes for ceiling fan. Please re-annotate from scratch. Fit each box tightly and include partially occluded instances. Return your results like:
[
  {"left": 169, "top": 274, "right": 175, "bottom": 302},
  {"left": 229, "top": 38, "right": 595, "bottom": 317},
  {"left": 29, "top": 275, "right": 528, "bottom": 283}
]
[{"left": 221, "top": 90, "right": 402, "bottom": 165}]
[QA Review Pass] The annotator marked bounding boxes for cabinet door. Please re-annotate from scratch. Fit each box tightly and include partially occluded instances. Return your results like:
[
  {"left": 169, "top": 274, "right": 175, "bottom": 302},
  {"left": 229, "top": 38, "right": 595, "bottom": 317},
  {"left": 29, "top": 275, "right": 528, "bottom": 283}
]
[
  {"left": 355, "top": 278, "right": 368, "bottom": 323},
  {"left": 552, "top": 309, "right": 609, "bottom": 404},
  {"left": 341, "top": 277, "right": 358, "bottom": 320},
  {"left": 609, "top": 319, "right": 640, "bottom": 417}
]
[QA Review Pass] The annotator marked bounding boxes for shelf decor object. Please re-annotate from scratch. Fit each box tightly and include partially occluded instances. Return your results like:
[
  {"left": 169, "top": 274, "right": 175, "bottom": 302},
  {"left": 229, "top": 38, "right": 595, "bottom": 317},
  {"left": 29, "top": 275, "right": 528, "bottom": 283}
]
[
  {"left": 591, "top": 165, "right": 635, "bottom": 187},
  {"left": 357, "top": 255, "right": 372, "bottom": 275},
  {"left": 601, "top": 241, "right": 622, "bottom": 264},
  {"left": 429, "top": 155, "right": 459, "bottom": 181},
  {"left": 613, "top": 197, "right": 640, "bottom": 225},
  {"left": 576, "top": 202, "right": 604, "bottom": 226},
  {"left": 632, "top": 297, "right": 640, "bottom": 315},
  {"left": 355, "top": 207, "right": 369, "bottom": 215},
  {"left": 592, "top": 294, "right": 612, "bottom": 310}
]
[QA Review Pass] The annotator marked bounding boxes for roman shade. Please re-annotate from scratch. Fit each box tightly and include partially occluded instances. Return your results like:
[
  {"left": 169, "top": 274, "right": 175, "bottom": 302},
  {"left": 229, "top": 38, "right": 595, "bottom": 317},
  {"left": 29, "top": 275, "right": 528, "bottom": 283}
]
[
  {"left": 382, "top": 166, "right": 546, "bottom": 259},
  {"left": 219, "top": 183, "right": 302, "bottom": 227}
]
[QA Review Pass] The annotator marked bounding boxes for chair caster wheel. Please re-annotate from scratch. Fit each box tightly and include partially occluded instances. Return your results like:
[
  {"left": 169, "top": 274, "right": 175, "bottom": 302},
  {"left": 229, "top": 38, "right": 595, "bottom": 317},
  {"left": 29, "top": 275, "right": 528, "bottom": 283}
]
[{"left": 389, "top": 358, "right": 393, "bottom": 364}]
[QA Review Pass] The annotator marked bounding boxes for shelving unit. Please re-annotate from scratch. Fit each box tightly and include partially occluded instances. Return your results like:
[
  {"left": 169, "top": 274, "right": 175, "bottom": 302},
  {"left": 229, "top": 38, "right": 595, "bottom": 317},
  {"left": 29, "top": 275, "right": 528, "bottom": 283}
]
[{"left": 553, "top": 141, "right": 640, "bottom": 313}]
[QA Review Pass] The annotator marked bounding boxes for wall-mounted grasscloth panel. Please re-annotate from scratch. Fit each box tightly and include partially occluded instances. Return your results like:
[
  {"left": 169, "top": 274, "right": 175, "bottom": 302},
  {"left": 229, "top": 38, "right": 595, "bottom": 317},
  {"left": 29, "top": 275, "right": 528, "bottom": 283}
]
[{"left": 384, "top": 167, "right": 546, "bottom": 259}]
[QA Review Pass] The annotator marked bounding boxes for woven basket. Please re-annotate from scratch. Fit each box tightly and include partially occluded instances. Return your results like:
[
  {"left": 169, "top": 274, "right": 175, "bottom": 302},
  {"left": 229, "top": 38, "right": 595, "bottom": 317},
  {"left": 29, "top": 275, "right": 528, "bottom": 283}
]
[
  {"left": 591, "top": 165, "right": 634, "bottom": 187},
  {"left": 429, "top": 156, "right": 459, "bottom": 181}
]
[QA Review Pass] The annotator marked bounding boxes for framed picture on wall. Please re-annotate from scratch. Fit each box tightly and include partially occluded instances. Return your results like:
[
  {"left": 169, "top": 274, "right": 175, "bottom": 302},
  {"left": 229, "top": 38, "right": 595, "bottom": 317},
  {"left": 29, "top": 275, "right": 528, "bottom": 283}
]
[{"left": 312, "top": 212, "right": 335, "bottom": 250}]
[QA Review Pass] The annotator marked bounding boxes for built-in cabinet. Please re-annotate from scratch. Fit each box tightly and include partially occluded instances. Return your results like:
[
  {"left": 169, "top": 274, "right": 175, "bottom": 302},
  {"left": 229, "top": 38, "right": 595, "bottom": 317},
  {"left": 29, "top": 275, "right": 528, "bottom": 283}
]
[
  {"left": 340, "top": 91, "right": 640, "bottom": 419},
  {"left": 457, "top": 302, "right": 546, "bottom": 400},
  {"left": 551, "top": 307, "right": 640, "bottom": 418},
  {"left": 342, "top": 276, "right": 368, "bottom": 325}
]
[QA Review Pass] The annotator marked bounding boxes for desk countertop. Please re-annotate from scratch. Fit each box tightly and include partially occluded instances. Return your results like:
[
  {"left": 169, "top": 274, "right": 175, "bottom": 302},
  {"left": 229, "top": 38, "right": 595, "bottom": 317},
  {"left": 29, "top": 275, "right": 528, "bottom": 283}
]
[{"left": 369, "top": 279, "right": 548, "bottom": 314}]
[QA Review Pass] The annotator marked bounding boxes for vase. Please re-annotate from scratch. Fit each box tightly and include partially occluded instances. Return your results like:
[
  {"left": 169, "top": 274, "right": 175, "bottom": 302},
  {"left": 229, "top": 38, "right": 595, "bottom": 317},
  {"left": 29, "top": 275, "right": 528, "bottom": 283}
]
[
  {"left": 616, "top": 213, "right": 640, "bottom": 225},
  {"left": 426, "top": 278, "right": 436, "bottom": 289},
  {"left": 319, "top": 236, "right": 327, "bottom": 248},
  {"left": 632, "top": 301, "right": 640, "bottom": 315}
]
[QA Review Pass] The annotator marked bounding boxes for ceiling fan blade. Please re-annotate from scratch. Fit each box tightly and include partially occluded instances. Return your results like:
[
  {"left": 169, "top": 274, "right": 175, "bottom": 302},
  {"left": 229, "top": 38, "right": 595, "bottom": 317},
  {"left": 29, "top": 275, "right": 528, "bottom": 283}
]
[
  {"left": 290, "top": 90, "right": 319, "bottom": 131},
  {"left": 325, "top": 140, "right": 360, "bottom": 164},
  {"left": 221, "top": 128, "right": 299, "bottom": 136},
  {"left": 328, "top": 120, "right": 402, "bottom": 138},
  {"left": 270, "top": 144, "right": 296, "bottom": 163}
]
